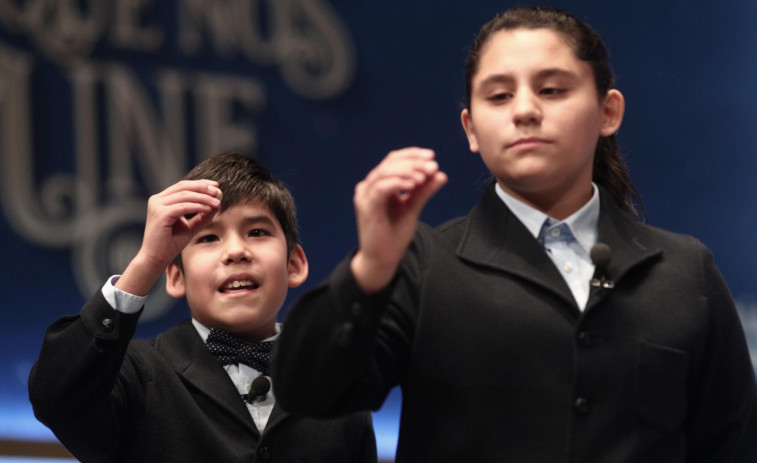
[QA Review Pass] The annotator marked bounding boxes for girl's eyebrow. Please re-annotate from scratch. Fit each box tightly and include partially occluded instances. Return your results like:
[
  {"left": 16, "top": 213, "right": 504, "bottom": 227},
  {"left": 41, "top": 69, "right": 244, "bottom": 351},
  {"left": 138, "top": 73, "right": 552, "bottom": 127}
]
[
  {"left": 534, "top": 68, "right": 579, "bottom": 81},
  {"left": 476, "top": 68, "right": 578, "bottom": 88}
]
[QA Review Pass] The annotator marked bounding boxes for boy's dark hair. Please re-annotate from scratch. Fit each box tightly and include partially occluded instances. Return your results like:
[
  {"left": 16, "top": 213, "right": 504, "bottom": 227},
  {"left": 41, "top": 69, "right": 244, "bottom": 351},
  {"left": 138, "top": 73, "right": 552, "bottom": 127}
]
[
  {"left": 174, "top": 152, "right": 300, "bottom": 268},
  {"left": 464, "top": 6, "right": 646, "bottom": 220}
]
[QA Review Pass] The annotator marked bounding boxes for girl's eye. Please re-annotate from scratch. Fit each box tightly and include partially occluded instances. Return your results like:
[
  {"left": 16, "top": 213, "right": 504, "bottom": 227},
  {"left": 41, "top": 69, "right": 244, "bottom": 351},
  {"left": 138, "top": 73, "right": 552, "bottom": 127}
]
[
  {"left": 197, "top": 234, "right": 218, "bottom": 243},
  {"left": 488, "top": 92, "right": 512, "bottom": 102},
  {"left": 540, "top": 87, "right": 566, "bottom": 96}
]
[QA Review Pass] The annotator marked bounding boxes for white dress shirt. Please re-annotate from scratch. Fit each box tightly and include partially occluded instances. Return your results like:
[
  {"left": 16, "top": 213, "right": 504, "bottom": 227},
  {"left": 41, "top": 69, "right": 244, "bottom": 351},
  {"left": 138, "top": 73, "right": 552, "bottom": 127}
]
[{"left": 494, "top": 183, "right": 600, "bottom": 309}]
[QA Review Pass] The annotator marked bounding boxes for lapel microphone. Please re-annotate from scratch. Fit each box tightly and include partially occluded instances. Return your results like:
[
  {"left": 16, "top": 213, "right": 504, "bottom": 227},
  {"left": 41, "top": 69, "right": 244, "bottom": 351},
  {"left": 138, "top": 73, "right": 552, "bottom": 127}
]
[
  {"left": 241, "top": 376, "right": 271, "bottom": 404},
  {"left": 590, "top": 243, "right": 615, "bottom": 289}
]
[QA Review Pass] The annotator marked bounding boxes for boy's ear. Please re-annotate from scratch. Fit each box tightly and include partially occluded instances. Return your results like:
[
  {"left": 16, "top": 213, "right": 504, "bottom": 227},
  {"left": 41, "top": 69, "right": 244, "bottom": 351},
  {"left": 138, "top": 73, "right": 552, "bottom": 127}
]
[
  {"left": 287, "top": 245, "right": 309, "bottom": 288},
  {"left": 600, "top": 89, "right": 625, "bottom": 137},
  {"left": 460, "top": 108, "right": 480, "bottom": 153},
  {"left": 165, "top": 262, "right": 186, "bottom": 298}
]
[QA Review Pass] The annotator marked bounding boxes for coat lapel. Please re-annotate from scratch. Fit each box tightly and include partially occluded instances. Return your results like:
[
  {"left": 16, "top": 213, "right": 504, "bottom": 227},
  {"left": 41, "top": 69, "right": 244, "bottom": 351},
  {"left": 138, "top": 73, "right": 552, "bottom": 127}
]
[
  {"left": 455, "top": 183, "right": 663, "bottom": 313},
  {"left": 263, "top": 399, "right": 290, "bottom": 432},
  {"left": 155, "top": 321, "right": 260, "bottom": 437},
  {"left": 456, "top": 183, "right": 577, "bottom": 308},
  {"left": 585, "top": 190, "right": 662, "bottom": 310}
]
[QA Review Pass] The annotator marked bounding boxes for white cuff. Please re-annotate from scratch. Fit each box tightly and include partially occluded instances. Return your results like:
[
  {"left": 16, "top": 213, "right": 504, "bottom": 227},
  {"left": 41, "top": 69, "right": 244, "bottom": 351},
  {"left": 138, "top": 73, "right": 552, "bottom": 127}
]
[{"left": 101, "top": 275, "right": 147, "bottom": 314}]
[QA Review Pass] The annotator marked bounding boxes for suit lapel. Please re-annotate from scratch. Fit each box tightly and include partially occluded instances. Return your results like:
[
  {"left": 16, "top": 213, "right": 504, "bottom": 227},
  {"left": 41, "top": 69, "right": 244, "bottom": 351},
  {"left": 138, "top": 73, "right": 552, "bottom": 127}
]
[
  {"left": 155, "top": 321, "right": 260, "bottom": 437},
  {"left": 455, "top": 184, "right": 663, "bottom": 314},
  {"left": 456, "top": 183, "right": 577, "bottom": 308},
  {"left": 263, "top": 399, "right": 289, "bottom": 432},
  {"left": 585, "top": 190, "right": 662, "bottom": 310}
]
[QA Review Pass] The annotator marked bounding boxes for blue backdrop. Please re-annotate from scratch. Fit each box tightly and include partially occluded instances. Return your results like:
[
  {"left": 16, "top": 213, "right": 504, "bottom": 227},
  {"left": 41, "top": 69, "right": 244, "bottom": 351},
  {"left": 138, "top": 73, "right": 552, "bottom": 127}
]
[{"left": 2, "top": 1, "right": 756, "bottom": 461}]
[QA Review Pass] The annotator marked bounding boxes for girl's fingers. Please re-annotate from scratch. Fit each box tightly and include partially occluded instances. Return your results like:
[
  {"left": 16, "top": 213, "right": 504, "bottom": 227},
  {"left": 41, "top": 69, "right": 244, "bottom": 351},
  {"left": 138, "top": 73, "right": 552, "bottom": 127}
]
[{"left": 362, "top": 148, "right": 442, "bottom": 197}]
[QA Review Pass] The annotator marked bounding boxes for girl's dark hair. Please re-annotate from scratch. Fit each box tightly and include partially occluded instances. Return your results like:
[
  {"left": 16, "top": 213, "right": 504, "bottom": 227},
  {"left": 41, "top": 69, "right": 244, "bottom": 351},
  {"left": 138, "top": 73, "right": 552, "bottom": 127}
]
[{"left": 464, "top": 6, "right": 645, "bottom": 220}]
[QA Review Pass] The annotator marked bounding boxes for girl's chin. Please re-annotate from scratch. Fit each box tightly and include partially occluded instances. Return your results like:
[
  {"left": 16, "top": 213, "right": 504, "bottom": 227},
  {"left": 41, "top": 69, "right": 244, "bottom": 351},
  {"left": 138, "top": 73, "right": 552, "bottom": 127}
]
[{"left": 496, "top": 170, "right": 557, "bottom": 191}]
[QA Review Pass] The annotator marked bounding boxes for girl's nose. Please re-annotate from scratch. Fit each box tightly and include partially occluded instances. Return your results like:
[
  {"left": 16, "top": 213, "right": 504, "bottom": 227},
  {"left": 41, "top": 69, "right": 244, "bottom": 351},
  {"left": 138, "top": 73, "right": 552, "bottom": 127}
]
[{"left": 512, "top": 91, "right": 542, "bottom": 126}]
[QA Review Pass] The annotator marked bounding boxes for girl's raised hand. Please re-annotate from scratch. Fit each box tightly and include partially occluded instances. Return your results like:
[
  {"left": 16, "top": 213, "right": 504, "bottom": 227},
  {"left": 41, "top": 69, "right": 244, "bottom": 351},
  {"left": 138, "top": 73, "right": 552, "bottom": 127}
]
[{"left": 351, "top": 148, "right": 447, "bottom": 293}]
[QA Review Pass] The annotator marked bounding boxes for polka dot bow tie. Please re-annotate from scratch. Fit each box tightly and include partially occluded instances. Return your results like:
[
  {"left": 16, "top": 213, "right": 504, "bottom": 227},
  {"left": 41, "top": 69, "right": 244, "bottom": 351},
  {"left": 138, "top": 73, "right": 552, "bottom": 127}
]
[{"left": 205, "top": 328, "right": 274, "bottom": 375}]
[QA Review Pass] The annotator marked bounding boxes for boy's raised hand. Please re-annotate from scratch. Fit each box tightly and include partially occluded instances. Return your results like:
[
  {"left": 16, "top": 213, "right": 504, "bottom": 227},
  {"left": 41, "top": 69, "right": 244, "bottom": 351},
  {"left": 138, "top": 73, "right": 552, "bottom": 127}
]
[
  {"left": 350, "top": 148, "right": 447, "bottom": 293},
  {"left": 115, "top": 180, "right": 222, "bottom": 296}
]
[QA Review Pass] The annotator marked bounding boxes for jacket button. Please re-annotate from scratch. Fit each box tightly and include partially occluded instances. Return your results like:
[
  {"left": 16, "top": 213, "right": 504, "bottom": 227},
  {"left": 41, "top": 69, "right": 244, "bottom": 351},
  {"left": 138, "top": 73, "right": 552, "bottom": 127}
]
[
  {"left": 574, "top": 397, "right": 590, "bottom": 414},
  {"left": 334, "top": 322, "right": 354, "bottom": 347},
  {"left": 350, "top": 301, "right": 364, "bottom": 317},
  {"left": 576, "top": 331, "right": 592, "bottom": 347},
  {"left": 101, "top": 318, "right": 114, "bottom": 332},
  {"left": 259, "top": 446, "right": 270, "bottom": 461}
]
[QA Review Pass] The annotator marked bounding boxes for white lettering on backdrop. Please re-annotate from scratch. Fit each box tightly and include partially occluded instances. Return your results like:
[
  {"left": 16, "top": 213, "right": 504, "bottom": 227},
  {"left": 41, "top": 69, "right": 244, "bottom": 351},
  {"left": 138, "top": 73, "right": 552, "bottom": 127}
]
[{"left": 0, "top": 0, "right": 355, "bottom": 321}]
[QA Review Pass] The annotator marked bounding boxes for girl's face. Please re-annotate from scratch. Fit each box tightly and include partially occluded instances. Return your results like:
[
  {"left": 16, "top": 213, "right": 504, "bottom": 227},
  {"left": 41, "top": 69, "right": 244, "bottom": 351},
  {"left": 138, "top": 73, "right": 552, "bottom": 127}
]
[{"left": 461, "top": 28, "right": 623, "bottom": 218}]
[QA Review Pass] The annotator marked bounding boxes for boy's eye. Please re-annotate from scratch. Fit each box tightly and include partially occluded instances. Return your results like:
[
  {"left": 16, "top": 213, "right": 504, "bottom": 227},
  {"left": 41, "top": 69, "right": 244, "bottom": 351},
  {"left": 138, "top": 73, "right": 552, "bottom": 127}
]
[
  {"left": 248, "top": 229, "right": 270, "bottom": 237},
  {"left": 197, "top": 234, "right": 218, "bottom": 243}
]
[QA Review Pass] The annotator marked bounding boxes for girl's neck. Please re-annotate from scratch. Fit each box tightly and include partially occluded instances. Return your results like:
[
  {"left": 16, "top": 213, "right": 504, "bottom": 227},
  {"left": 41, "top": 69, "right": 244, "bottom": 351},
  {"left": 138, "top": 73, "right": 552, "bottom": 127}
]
[{"left": 498, "top": 179, "right": 594, "bottom": 221}]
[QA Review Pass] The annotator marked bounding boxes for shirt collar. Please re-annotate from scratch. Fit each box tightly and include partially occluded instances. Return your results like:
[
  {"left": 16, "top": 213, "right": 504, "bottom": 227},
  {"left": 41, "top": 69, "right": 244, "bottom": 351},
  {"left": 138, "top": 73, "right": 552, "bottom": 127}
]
[
  {"left": 192, "top": 319, "right": 282, "bottom": 343},
  {"left": 494, "top": 182, "right": 600, "bottom": 253}
]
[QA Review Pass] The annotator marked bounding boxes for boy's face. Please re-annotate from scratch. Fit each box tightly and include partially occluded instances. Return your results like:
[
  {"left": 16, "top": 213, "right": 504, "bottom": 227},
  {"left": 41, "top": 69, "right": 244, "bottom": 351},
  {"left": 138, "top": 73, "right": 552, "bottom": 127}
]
[{"left": 165, "top": 200, "right": 307, "bottom": 342}]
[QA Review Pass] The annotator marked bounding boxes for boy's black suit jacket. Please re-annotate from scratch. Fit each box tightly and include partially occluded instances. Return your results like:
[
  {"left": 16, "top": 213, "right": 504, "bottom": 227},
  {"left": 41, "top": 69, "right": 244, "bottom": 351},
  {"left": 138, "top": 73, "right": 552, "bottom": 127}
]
[{"left": 29, "top": 292, "right": 377, "bottom": 463}]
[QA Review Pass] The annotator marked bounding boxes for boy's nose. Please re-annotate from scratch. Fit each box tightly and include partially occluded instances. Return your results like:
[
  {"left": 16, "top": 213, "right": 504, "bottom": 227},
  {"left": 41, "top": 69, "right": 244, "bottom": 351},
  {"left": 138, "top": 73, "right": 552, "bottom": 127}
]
[{"left": 222, "top": 237, "right": 252, "bottom": 264}]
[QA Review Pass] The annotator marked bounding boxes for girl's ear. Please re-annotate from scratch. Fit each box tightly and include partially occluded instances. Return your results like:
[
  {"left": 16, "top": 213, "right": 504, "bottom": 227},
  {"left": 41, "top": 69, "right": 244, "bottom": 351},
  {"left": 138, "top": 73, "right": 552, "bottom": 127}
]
[
  {"left": 600, "top": 89, "right": 625, "bottom": 137},
  {"left": 165, "top": 263, "right": 186, "bottom": 298},
  {"left": 287, "top": 245, "right": 309, "bottom": 288},
  {"left": 460, "top": 108, "right": 480, "bottom": 153}
]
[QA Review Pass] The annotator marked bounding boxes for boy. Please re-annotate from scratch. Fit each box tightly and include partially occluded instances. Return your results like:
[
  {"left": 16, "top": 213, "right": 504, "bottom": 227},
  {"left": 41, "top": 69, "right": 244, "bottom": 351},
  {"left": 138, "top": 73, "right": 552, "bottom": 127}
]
[{"left": 28, "top": 152, "right": 377, "bottom": 463}]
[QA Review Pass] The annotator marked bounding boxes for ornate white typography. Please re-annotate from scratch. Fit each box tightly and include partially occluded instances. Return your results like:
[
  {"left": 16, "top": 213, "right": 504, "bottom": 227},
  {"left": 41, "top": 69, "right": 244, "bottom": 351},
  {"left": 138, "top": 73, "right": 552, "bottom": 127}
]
[{"left": 0, "top": 0, "right": 356, "bottom": 321}]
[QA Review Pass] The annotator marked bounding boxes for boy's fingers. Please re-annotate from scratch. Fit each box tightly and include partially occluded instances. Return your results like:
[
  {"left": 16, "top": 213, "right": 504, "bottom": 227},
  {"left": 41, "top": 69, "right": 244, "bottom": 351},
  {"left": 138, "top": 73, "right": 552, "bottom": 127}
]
[
  {"left": 159, "top": 179, "right": 218, "bottom": 195},
  {"left": 184, "top": 208, "right": 218, "bottom": 231},
  {"left": 183, "top": 188, "right": 221, "bottom": 220}
]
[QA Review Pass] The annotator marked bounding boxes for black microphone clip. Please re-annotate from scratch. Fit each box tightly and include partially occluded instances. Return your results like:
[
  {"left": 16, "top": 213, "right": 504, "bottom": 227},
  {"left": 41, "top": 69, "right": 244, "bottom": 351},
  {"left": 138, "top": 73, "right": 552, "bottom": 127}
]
[
  {"left": 589, "top": 242, "right": 615, "bottom": 289},
  {"left": 241, "top": 376, "right": 271, "bottom": 404}
]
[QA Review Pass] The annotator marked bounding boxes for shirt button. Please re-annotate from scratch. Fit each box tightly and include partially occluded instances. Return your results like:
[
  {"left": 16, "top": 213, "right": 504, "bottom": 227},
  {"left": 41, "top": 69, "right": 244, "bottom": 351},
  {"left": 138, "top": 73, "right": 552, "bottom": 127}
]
[
  {"left": 563, "top": 262, "right": 573, "bottom": 272},
  {"left": 574, "top": 397, "right": 590, "bottom": 414},
  {"left": 550, "top": 228, "right": 561, "bottom": 238},
  {"left": 101, "top": 318, "right": 114, "bottom": 332}
]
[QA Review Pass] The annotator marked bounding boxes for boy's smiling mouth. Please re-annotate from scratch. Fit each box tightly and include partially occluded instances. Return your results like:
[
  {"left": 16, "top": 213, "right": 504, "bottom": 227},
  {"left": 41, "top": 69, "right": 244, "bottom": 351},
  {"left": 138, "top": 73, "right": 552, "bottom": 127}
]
[{"left": 219, "top": 277, "right": 260, "bottom": 293}]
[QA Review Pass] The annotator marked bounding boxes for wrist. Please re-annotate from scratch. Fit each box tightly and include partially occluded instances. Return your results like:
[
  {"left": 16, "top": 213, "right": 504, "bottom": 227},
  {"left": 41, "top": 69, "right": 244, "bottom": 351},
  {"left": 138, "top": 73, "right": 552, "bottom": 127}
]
[
  {"left": 350, "top": 251, "right": 397, "bottom": 294},
  {"left": 115, "top": 253, "right": 167, "bottom": 297}
]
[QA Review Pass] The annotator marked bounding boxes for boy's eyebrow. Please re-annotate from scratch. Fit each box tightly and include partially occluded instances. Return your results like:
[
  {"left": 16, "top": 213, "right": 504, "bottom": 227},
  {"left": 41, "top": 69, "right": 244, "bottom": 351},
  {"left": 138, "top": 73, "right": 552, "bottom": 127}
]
[
  {"left": 241, "top": 215, "right": 277, "bottom": 227},
  {"left": 203, "top": 214, "right": 277, "bottom": 230},
  {"left": 476, "top": 68, "right": 578, "bottom": 88}
]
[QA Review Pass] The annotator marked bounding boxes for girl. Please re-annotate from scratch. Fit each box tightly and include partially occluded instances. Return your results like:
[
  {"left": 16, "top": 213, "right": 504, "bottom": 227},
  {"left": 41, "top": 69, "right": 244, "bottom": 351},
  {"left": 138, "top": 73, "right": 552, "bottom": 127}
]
[{"left": 274, "top": 6, "right": 757, "bottom": 462}]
